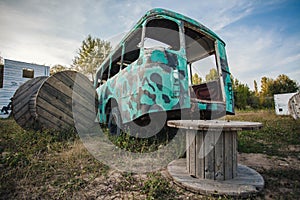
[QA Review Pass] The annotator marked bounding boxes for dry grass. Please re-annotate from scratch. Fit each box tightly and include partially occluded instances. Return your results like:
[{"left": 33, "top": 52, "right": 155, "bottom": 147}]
[{"left": 1, "top": 110, "right": 300, "bottom": 199}]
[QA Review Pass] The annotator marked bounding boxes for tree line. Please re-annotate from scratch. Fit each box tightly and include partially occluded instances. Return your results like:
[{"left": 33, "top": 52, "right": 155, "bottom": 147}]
[
  {"left": 232, "top": 74, "right": 299, "bottom": 109},
  {"left": 51, "top": 35, "right": 299, "bottom": 110}
]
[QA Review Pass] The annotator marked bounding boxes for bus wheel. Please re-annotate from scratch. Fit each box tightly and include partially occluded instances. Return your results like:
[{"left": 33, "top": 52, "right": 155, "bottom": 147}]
[{"left": 108, "top": 106, "right": 122, "bottom": 135}]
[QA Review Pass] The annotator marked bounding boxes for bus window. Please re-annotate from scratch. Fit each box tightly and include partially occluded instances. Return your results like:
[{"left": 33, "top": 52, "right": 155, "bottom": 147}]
[
  {"left": 122, "top": 27, "right": 142, "bottom": 69},
  {"left": 185, "top": 25, "right": 223, "bottom": 102},
  {"left": 190, "top": 54, "right": 219, "bottom": 85},
  {"left": 144, "top": 19, "right": 180, "bottom": 50},
  {"left": 109, "top": 47, "right": 122, "bottom": 78},
  {"left": 99, "top": 60, "right": 109, "bottom": 85}
]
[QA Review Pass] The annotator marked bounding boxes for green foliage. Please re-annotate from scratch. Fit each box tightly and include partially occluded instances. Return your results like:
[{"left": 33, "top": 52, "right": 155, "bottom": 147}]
[
  {"left": 232, "top": 78, "right": 251, "bottom": 109},
  {"left": 232, "top": 74, "right": 299, "bottom": 110},
  {"left": 259, "top": 74, "right": 298, "bottom": 108},
  {"left": 105, "top": 126, "right": 172, "bottom": 153},
  {"left": 50, "top": 64, "right": 69, "bottom": 75},
  {"left": 1, "top": 112, "right": 300, "bottom": 199},
  {"left": 142, "top": 173, "right": 178, "bottom": 200},
  {"left": 72, "top": 35, "right": 111, "bottom": 81},
  {"left": 205, "top": 68, "right": 218, "bottom": 82},
  {"left": 270, "top": 74, "right": 299, "bottom": 94},
  {"left": 192, "top": 73, "right": 202, "bottom": 84},
  {"left": 227, "top": 110, "right": 300, "bottom": 157},
  {"left": 0, "top": 118, "right": 108, "bottom": 199}
]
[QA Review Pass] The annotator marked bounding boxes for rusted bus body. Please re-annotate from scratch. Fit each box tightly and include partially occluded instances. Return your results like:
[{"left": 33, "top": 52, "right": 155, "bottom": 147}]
[{"left": 94, "top": 8, "right": 234, "bottom": 127}]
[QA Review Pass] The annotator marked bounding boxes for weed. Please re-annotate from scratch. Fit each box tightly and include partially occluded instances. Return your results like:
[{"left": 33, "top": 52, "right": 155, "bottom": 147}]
[
  {"left": 104, "top": 126, "right": 173, "bottom": 153},
  {"left": 142, "top": 173, "right": 178, "bottom": 200}
]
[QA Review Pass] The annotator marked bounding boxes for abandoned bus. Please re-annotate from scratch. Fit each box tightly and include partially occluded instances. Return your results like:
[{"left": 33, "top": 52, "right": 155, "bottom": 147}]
[{"left": 94, "top": 8, "right": 234, "bottom": 133}]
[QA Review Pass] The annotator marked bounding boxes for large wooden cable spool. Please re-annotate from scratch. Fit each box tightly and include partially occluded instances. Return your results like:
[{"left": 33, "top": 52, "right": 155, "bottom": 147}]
[
  {"left": 12, "top": 71, "right": 97, "bottom": 131},
  {"left": 12, "top": 76, "right": 48, "bottom": 130},
  {"left": 288, "top": 92, "right": 300, "bottom": 120}
]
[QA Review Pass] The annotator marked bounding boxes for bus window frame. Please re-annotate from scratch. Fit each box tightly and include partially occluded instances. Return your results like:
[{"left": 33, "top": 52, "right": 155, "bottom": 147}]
[
  {"left": 108, "top": 46, "right": 123, "bottom": 79},
  {"left": 140, "top": 17, "right": 182, "bottom": 52},
  {"left": 183, "top": 22, "right": 226, "bottom": 103}
]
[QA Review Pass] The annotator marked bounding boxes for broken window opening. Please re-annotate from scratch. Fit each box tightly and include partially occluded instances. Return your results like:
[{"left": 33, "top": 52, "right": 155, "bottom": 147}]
[
  {"left": 185, "top": 25, "right": 223, "bottom": 103},
  {"left": 144, "top": 18, "right": 180, "bottom": 51},
  {"left": 109, "top": 47, "right": 122, "bottom": 79},
  {"left": 122, "top": 27, "right": 142, "bottom": 69}
]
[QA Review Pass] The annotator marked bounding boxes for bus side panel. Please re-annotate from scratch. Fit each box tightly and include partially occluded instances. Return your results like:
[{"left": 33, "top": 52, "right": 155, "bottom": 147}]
[
  {"left": 97, "top": 49, "right": 191, "bottom": 124},
  {"left": 134, "top": 49, "right": 190, "bottom": 121}
]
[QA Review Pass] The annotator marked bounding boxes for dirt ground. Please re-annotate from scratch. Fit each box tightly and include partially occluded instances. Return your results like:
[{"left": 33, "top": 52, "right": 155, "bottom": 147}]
[
  {"left": 238, "top": 152, "right": 300, "bottom": 199},
  {"left": 72, "top": 152, "right": 300, "bottom": 199}
]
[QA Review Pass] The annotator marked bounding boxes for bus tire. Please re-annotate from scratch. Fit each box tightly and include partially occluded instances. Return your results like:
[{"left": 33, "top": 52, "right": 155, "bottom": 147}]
[{"left": 108, "top": 106, "right": 122, "bottom": 135}]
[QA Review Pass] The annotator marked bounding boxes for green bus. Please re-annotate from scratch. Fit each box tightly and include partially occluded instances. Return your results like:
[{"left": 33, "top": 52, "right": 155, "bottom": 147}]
[{"left": 94, "top": 8, "right": 234, "bottom": 134}]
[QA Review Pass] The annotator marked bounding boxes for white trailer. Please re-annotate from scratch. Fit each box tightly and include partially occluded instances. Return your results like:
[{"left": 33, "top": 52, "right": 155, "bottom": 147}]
[
  {"left": 274, "top": 92, "right": 297, "bottom": 115},
  {"left": 0, "top": 59, "right": 50, "bottom": 118}
]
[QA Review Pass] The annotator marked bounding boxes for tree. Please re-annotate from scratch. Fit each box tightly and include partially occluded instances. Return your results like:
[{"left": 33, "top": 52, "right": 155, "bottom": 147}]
[
  {"left": 269, "top": 74, "right": 299, "bottom": 94},
  {"left": 232, "top": 78, "right": 251, "bottom": 109},
  {"left": 259, "top": 76, "right": 274, "bottom": 108},
  {"left": 72, "top": 35, "right": 111, "bottom": 81},
  {"left": 254, "top": 80, "right": 258, "bottom": 96},
  {"left": 50, "top": 64, "right": 69, "bottom": 75},
  {"left": 205, "top": 68, "right": 218, "bottom": 82},
  {"left": 192, "top": 73, "right": 202, "bottom": 85}
]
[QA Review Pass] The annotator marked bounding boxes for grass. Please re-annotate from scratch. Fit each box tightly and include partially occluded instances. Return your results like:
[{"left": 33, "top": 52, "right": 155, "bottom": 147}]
[
  {"left": 1, "top": 110, "right": 300, "bottom": 199},
  {"left": 0, "top": 118, "right": 108, "bottom": 199},
  {"left": 226, "top": 110, "right": 300, "bottom": 157}
]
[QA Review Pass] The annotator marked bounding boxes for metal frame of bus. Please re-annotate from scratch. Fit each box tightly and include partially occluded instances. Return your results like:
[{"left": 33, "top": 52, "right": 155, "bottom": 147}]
[{"left": 94, "top": 8, "right": 234, "bottom": 129}]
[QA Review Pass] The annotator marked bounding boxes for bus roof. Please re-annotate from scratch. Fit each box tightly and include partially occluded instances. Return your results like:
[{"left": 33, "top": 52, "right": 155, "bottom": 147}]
[
  {"left": 135, "top": 8, "right": 225, "bottom": 44},
  {"left": 96, "top": 8, "right": 225, "bottom": 77}
]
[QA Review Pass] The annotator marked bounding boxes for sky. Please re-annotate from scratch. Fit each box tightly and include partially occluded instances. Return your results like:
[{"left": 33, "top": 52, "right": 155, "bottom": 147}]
[{"left": 0, "top": 0, "right": 299, "bottom": 90}]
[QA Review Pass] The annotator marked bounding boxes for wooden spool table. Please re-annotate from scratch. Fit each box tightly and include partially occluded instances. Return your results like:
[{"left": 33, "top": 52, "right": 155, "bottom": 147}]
[{"left": 167, "top": 120, "right": 264, "bottom": 197}]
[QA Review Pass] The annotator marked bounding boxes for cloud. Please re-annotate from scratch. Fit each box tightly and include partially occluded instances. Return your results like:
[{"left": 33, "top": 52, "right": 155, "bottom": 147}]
[
  {"left": 0, "top": 0, "right": 87, "bottom": 66},
  {"left": 0, "top": 0, "right": 299, "bottom": 89},
  {"left": 222, "top": 25, "right": 300, "bottom": 89},
  {"left": 0, "top": 0, "right": 151, "bottom": 66}
]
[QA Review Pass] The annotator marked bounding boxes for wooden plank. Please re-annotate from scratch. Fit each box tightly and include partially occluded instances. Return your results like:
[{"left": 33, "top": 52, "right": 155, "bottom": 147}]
[
  {"left": 214, "top": 131, "right": 224, "bottom": 180},
  {"left": 167, "top": 159, "right": 265, "bottom": 197},
  {"left": 186, "top": 129, "right": 190, "bottom": 173},
  {"left": 71, "top": 91, "right": 96, "bottom": 114},
  {"left": 16, "top": 110, "right": 33, "bottom": 129},
  {"left": 13, "top": 103, "right": 30, "bottom": 122},
  {"left": 36, "top": 97, "right": 74, "bottom": 128},
  {"left": 70, "top": 72, "right": 96, "bottom": 101},
  {"left": 187, "top": 130, "right": 196, "bottom": 177},
  {"left": 36, "top": 103, "right": 74, "bottom": 130},
  {"left": 12, "top": 76, "right": 46, "bottom": 100},
  {"left": 58, "top": 70, "right": 77, "bottom": 82},
  {"left": 13, "top": 77, "right": 46, "bottom": 111},
  {"left": 232, "top": 131, "right": 237, "bottom": 178},
  {"left": 37, "top": 115, "right": 61, "bottom": 130},
  {"left": 29, "top": 95, "right": 37, "bottom": 117},
  {"left": 167, "top": 120, "right": 263, "bottom": 131},
  {"left": 43, "top": 76, "right": 73, "bottom": 99},
  {"left": 195, "top": 131, "right": 204, "bottom": 179},
  {"left": 224, "top": 131, "right": 233, "bottom": 179},
  {"left": 204, "top": 131, "right": 215, "bottom": 179},
  {"left": 37, "top": 82, "right": 73, "bottom": 117},
  {"left": 56, "top": 70, "right": 95, "bottom": 104}
]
